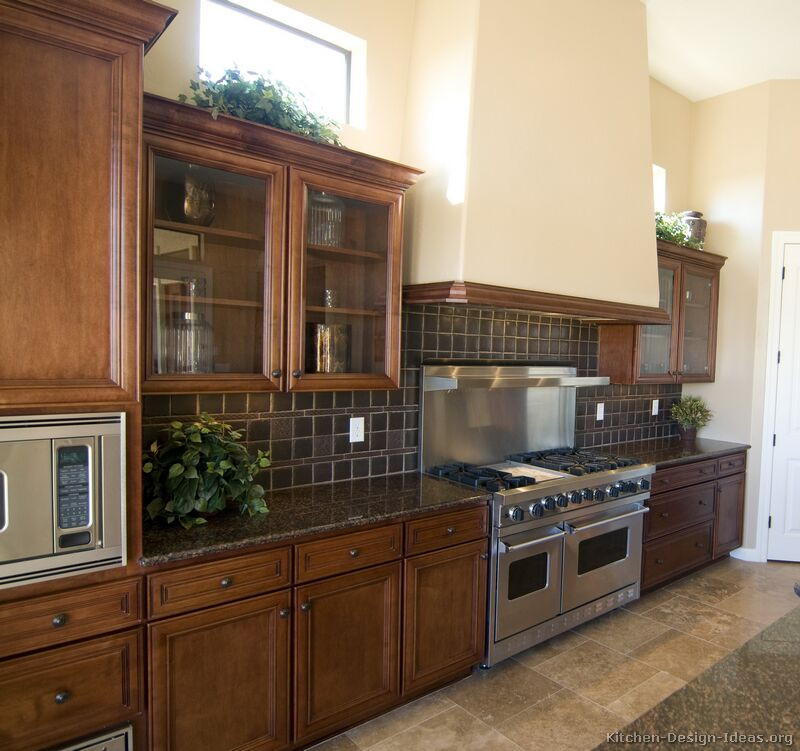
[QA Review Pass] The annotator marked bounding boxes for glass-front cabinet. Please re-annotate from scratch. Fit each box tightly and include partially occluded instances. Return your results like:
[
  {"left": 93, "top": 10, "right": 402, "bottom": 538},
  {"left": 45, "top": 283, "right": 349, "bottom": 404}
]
[
  {"left": 677, "top": 265, "right": 717, "bottom": 379},
  {"left": 143, "top": 140, "right": 285, "bottom": 393},
  {"left": 287, "top": 169, "right": 403, "bottom": 391},
  {"left": 636, "top": 259, "right": 681, "bottom": 381}
]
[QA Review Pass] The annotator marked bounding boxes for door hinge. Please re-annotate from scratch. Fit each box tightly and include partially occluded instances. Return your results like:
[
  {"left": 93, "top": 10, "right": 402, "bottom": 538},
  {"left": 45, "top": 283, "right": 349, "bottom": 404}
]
[
  {"left": 773, "top": 434, "right": 777, "bottom": 446},
  {"left": 782, "top": 266, "right": 786, "bottom": 280},
  {"left": 768, "top": 515, "right": 772, "bottom": 529},
  {"left": 778, "top": 350, "right": 781, "bottom": 364}
]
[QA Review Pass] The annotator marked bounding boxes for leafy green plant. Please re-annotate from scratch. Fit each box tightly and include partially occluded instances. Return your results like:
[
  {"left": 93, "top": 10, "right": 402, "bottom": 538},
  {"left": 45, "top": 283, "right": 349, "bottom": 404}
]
[
  {"left": 179, "top": 68, "right": 342, "bottom": 146},
  {"left": 143, "top": 413, "right": 270, "bottom": 529},
  {"left": 671, "top": 396, "right": 713, "bottom": 429},
  {"left": 655, "top": 211, "right": 703, "bottom": 250}
]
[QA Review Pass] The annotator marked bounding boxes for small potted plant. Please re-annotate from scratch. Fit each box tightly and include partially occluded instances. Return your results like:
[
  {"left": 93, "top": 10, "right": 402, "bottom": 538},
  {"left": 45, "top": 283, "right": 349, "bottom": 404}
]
[
  {"left": 143, "top": 413, "right": 270, "bottom": 529},
  {"left": 670, "top": 396, "right": 712, "bottom": 445}
]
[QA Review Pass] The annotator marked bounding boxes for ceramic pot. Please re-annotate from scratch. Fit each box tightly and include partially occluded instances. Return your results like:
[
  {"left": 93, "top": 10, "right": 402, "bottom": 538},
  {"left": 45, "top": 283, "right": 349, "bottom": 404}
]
[{"left": 681, "top": 211, "right": 707, "bottom": 246}]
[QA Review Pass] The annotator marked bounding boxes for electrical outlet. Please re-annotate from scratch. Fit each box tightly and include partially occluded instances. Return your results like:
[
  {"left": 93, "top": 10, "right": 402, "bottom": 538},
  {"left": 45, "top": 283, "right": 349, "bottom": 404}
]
[
  {"left": 652, "top": 399, "right": 660, "bottom": 416},
  {"left": 349, "top": 416, "right": 365, "bottom": 443},
  {"left": 596, "top": 402, "right": 604, "bottom": 421}
]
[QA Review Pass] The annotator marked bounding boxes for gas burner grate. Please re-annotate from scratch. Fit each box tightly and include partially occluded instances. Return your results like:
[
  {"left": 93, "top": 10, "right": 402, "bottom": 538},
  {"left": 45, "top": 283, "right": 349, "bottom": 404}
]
[
  {"left": 510, "top": 448, "right": 643, "bottom": 475},
  {"left": 427, "top": 463, "right": 537, "bottom": 492}
]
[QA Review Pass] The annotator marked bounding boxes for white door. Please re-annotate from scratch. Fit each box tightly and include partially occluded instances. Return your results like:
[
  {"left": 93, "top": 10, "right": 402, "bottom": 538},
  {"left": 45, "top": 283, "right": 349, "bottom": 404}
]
[{"left": 768, "top": 243, "right": 800, "bottom": 561}]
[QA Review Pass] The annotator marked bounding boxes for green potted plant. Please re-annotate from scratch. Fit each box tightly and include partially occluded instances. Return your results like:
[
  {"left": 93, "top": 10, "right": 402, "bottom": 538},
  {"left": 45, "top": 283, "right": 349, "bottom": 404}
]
[
  {"left": 670, "top": 395, "right": 712, "bottom": 445},
  {"left": 143, "top": 413, "right": 270, "bottom": 529},
  {"left": 655, "top": 211, "right": 704, "bottom": 250}
]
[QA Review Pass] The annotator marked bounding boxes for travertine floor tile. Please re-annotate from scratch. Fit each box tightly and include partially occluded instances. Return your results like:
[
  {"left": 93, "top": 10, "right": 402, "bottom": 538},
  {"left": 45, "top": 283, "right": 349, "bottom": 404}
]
[
  {"left": 514, "top": 630, "right": 586, "bottom": 669},
  {"left": 714, "top": 586, "right": 798, "bottom": 625},
  {"left": 370, "top": 705, "right": 522, "bottom": 751},
  {"left": 308, "top": 734, "right": 360, "bottom": 750},
  {"left": 573, "top": 608, "right": 670, "bottom": 653},
  {"left": 497, "top": 689, "right": 623, "bottom": 751},
  {"left": 534, "top": 639, "right": 656, "bottom": 705},
  {"left": 606, "top": 671, "right": 686, "bottom": 722},
  {"left": 664, "top": 573, "right": 743, "bottom": 604},
  {"left": 442, "top": 658, "right": 561, "bottom": 727},
  {"left": 628, "top": 629, "right": 728, "bottom": 681},
  {"left": 345, "top": 692, "right": 453, "bottom": 749},
  {"left": 622, "top": 588, "right": 676, "bottom": 615}
]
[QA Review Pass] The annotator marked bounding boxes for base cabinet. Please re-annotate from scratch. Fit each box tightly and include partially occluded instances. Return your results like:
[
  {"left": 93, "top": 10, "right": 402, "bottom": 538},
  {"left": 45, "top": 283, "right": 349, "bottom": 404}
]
[
  {"left": 294, "top": 563, "right": 401, "bottom": 745},
  {"left": 403, "top": 539, "right": 488, "bottom": 695},
  {"left": 149, "top": 592, "right": 291, "bottom": 751},
  {"left": 714, "top": 473, "right": 746, "bottom": 557}
]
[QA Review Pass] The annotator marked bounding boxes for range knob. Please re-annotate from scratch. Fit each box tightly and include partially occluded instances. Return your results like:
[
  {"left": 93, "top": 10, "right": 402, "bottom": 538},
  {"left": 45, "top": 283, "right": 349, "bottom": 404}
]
[
  {"left": 638, "top": 478, "right": 651, "bottom": 491},
  {"left": 542, "top": 496, "right": 556, "bottom": 511},
  {"left": 507, "top": 506, "right": 525, "bottom": 522},
  {"left": 568, "top": 491, "right": 582, "bottom": 505},
  {"left": 556, "top": 494, "right": 569, "bottom": 508},
  {"left": 582, "top": 488, "right": 594, "bottom": 501},
  {"left": 528, "top": 502, "right": 544, "bottom": 518},
  {"left": 607, "top": 485, "right": 620, "bottom": 498},
  {"left": 593, "top": 488, "right": 606, "bottom": 502},
  {"left": 624, "top": 481, "right": 639, "bottom": 493}
]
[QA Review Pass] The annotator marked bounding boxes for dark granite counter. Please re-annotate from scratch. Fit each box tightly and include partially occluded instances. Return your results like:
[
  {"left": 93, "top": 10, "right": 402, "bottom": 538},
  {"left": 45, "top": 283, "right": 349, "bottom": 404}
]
[
  {"left": 595, "top": 603, "right": 800, "bottom": 750},
  {"left": 140, "top": 472, "right": 490, "bottom": 567},
  {"left": 607, "top": 437, "right": 750, "bottom": 469}
]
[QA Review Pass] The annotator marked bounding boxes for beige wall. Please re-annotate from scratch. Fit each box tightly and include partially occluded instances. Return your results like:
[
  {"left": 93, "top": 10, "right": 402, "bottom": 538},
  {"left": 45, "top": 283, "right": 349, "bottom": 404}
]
[
  {"left": 144, "top": 0, "right": 416, "bottom": 161},
  {"left": 649, "top": 78, "right": 692, "bottom": 212}
]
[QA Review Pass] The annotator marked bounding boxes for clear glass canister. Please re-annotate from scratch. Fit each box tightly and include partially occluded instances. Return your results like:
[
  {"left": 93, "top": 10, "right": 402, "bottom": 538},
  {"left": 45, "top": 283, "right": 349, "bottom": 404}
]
[
  {"left": 164, "top": 311, "right": 213, "bottom": 373},
  {"left": 308, "top": 191, "right": 345, "bottom": 247}
]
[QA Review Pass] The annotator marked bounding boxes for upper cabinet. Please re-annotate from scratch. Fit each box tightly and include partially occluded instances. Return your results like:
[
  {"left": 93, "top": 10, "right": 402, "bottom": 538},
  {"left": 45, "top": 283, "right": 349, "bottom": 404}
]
[
  {"left": 598, "top": 241, "right": 726, "bottom": 384},
  {"left": 142, "top": 95, "right": 420, "bottom": 394},
  {"left": 0, "top": 0, "right": 174, "bottom": 409}
]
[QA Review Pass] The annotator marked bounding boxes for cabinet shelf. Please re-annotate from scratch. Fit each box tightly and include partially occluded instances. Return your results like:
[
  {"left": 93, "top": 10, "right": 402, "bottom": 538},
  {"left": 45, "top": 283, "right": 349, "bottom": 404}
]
[
  {"left": 155, "top": 219, "right": 264, "bottom": 243},
  {"left": 306, "top": 243, "right": 384, "bottom": 261},
  {"left": 306, "top": 305, "right": 384, "bottom": 317},
  {"left": 162, "top": 294, "right": 263, "bottom": 309}
]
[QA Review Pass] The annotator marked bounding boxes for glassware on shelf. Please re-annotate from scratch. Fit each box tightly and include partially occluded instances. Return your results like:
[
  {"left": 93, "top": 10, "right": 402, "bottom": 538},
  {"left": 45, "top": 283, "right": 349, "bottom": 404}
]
[
  {"left": 308, "top": 192, "right": 344, "bottom": 246},
  {"left": 306, "top": 323, "right": 350, "bottom": 373},
  {"left": 158, "top": 276, "right": 214, "bottom": 374}
]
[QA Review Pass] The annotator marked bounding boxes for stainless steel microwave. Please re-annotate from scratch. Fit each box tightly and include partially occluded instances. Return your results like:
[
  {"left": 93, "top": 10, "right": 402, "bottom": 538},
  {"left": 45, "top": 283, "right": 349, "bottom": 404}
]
[{"left": 0, "top": 412, "right": 126, "bottom": 588}]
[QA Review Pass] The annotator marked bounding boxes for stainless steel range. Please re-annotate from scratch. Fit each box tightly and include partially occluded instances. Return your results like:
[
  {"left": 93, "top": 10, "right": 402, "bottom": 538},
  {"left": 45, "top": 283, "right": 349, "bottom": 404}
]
[{"left": 420, "top": 362, "right": 654, "bottom": 667}]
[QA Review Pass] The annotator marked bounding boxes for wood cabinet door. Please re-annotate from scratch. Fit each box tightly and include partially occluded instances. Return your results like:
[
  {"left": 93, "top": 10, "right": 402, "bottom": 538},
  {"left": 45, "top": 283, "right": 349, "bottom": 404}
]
[
  {"left": 0, "top": 3, "right": 154, "bottom": 407},
  {"left": 287, "top": 168, "right": 404, "bottom": 391},
  {"left": 677, "top": 262, "right": 720, "bottom": 382},
  {"left": 294, "top": 562, "right": 401, "bottom": 744},
  {"left": 714, "top": 473, "right": 745, "bottom": 557},
  {"left": 149, "top": 592, "right": 291, "bottom": 751},
  {"left": 403, "top": 539, "right": 488, "bottom": 696}
]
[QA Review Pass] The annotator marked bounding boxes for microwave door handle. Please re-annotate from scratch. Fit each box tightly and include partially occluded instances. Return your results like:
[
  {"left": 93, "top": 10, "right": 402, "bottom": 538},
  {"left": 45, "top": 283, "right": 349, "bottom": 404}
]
[
  {"left": 564, "top": 504, "right": 649, "bottom": 535},
  {"left": 499, "top": 529, "right": 566, "bottom": 553}
]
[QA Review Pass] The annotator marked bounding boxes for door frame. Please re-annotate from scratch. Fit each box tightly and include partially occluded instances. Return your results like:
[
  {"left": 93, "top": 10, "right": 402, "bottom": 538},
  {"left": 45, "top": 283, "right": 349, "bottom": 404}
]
[{"left": 752, "top": 231, "right": 800, "bottom": 561}]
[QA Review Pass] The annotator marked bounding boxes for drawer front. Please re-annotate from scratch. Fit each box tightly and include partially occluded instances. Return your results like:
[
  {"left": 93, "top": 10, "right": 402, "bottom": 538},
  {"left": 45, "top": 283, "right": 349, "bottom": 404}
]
[
  {"left": 642, "top": 522, "right": 713, "bottom": 590},
  {"left": 645, "top": 482, "right": 716, "bottom": 541},
  {"left": 148, "top": 547, "right": 291, "bottom": 619},
  {"left": 0, "top": 577, "right": 141, "bottom": 659},
  {"left": 717, "top": 452, "right": 747, "bottom": 477},
  {"left": 651, "top": 458, "right": 718, "bottom": 494},
  {"left": 405, "top": 506, "right": 489, "bottom": 556},
  {"left": 0, "top": 630, "right": 142, "bottom": 751},
  {"left": 295, "top": 524, "right": 402, "bottom": 583}
]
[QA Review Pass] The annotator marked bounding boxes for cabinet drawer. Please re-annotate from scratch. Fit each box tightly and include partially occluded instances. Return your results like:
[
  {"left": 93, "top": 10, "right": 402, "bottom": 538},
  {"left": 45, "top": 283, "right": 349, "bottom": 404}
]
[
  {"left": 295, "top": 524, "right": 402, "bottom": 583},
  {"left": 651, "top": 458, "right": 717, "bottom": 494},
  {"left": 717, "top": 453, "right": 746, "bottom": 477},
  {"left": 148, "top": 547, "right": 291, "bottom": 619},
  {"left": 0, "top": 630, "right": 142, "bottom": 751},
  {"left": 405, "top": 507, "right": 489, "bottom": 556},
  {"left": 0, "top": 577, "right": 141, "bottom": 659},
  {"left": 645, "top": 483, "right": 716, "bottom": 541},
  {"left": 642, "top": 522, "right": 713, "bottom": 590}
]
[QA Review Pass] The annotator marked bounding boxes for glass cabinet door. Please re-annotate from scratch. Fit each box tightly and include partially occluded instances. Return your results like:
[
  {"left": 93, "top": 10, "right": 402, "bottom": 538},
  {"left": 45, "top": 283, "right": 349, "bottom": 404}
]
[
  {"left": 677, "top": 264, "right": 718, "bottom": 380},
  {"left": 144, "top": 146, "right": 284, "bottom": 392},
  {"left": 637, "top": 259, "right": 681, "bottom": 380},
  {"left": 288, "top": 170, "right": 402, "bottom": 390}
]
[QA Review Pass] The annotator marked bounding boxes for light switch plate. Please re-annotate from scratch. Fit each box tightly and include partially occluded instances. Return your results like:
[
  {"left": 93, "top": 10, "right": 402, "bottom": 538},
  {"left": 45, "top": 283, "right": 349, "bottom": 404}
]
[
  {"left": 652, "top": 399, "right": 660, "bottom": 416},
  {"left": 349, "top": 417, "right": 365, "bottom": 443},
  {"left": 596, "top": 403, "right": 604, "bottom": 421}
]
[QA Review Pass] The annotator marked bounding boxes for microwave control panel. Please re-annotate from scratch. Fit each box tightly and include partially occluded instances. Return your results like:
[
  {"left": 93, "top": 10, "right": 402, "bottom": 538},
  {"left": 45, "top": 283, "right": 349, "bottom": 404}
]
[{"left": 56, "top": 444, "right": 91, "bottom": 530}]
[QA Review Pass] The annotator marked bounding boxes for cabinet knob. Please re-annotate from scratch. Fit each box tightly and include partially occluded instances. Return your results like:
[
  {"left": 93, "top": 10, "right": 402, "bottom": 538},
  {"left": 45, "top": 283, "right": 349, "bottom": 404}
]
[
  {"left": 220, "top": 577, "right": 233, "bottom": 589},
  {"left": 300, "top": 602, "right": 312, "bottom": 612},
  {"left": 659, "top": 512, "right": 669, "bottom": 518},
  {"left": 52, "top": 613, "right": 68, "bottom": 628},
  {"left": 480, "top": 553, "right": 489, "bottom": 560},
  {"left": 292, "top": 370, "right": 302, "bottom": 379},
  {"left": 349, "top": 548, "right": 359, "bottom": 558},
  {"left": 272, "top": 369, "right": 282, "bottom": 378},
  {"left": 54, "top": 691, "right": 70, "bottom": 705},
  {"left": 446, "top": 526, "right": 456, "bottom": 536},
  {"left": 656, "top": 558, "right": 664, "bottom": 564},
  {"left": 278, "top": 608, "right": 290, "bottom": 619},
  {"left": 695, "top": 542, "right": 705, "bottom": 549}
]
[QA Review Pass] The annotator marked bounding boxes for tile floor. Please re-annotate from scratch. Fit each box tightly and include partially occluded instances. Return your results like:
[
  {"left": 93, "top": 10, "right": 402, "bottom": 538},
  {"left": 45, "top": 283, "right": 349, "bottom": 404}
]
[{"left": 309, "top": 557, "right": 800, "bottom": 751}]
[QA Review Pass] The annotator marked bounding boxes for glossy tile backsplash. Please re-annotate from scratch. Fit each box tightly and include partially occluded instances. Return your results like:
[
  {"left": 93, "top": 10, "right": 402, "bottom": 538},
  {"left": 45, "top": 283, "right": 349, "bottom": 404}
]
[{"left": 142, "top": 303, "right": 682, "bottom": 489}]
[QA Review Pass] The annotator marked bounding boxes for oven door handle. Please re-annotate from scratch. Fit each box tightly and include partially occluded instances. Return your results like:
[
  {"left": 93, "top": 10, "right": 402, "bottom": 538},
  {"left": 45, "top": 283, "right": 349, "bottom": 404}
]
[
  {"left": 563, "top": 504, "right": 650, "bottom": 535},
  {"left": 498, "top": 529, "right": 566, "bottom": 553}
]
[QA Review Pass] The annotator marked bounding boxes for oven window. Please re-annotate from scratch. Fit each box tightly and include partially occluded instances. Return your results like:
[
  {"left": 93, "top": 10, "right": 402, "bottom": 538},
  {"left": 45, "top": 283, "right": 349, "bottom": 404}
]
[
  {"left": 508, "top": 552, "right": 549, "bottom": 600},
  {"left": 577, "top": 528, "right": 629, "bottom": 575}
]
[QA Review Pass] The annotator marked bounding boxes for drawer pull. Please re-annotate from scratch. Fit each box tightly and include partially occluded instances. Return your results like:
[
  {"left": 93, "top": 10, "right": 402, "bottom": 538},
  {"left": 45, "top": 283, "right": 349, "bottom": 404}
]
[
  {"left": 660, "top": 512, "right": 669, "bottom": 518},
  {"left": 349, "top": 548, "right": 360, "bottom": 558},
  {"left": 656, "top": 558, "right": 664, "bottom": 564},
  {"left": 278, "top": 608, "right": 290, "bottom": 619},
  {"left": 52, "top": 613, "right": 68, "bottom": 628},
  {"left": 701, "top": 467, "right": 715, "bottom": 474},
  {"left": 300, "top": 602, "right": 312, "bottom": 612},
  {"left": 54, "top": 690, "right": 70, "bottom": 705},
  {"left": 446, "top": 526, "right": 456, "bottom": 536},
  {"left": 220, "top": 577, "right": 233, "bottom": 589},
  {"left": 695, "top": 542, "right": 705, "bottom": 549}
]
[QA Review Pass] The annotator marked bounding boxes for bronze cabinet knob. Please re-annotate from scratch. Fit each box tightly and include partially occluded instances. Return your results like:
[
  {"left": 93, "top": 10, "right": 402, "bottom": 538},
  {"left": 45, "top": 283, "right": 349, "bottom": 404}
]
[
  {"left": 349, "top": 549, "right": 359, "bottom": 558},
  {"left": 278, "top": 608, "right": 290, "bottom": 619},
  {"left": 54, "top": 691, "right": 70, "bottom": 705},
  {"left": 271, "top": 369, "right": 282, "bottom": 378},
  {"left": 300, "top": 602, "right": 312, "bottom": 612},
  {"left": 52, "top": 613, "right": 68, "bottom": 628},
  {"left": 292, "top": 370, "right": 302, "bottom": 378},
  {"left": 220, "top": 577, "right": 233, "bottom": 589},
  {"left": 446, "top": 527, "right": 456, "bottom": 536}
]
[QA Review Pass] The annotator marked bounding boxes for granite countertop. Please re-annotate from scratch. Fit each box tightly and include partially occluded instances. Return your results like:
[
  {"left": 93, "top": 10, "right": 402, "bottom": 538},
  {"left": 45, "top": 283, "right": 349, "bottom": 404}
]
[
  {"left": 140, "top": 472, "right": 490, "bottom": 567},
  {"left": 606, "top": 437, "right": 750, "bottom": 469},
  {"left": 595, "top": 603, "right": 800, "bottom": 750}
]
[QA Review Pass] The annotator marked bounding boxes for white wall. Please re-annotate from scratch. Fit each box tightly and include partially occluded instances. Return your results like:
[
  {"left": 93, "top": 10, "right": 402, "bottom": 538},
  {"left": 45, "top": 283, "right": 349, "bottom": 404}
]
[{"left": 649, "top": 78, "right": 692, "bottom": 213}]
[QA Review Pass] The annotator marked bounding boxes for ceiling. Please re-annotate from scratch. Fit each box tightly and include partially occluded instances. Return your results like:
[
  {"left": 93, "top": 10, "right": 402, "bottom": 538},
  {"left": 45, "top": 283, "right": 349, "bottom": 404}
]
[{"left": 645, "top": 0, "right": 800, "bottom": 101}]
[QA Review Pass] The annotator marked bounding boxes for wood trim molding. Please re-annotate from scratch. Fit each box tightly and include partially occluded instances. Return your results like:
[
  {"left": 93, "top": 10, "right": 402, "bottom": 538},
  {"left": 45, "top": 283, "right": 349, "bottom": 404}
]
[
  {"left": 656, "top": 239, "right": 727, "bottom": 269},
  {"left": 402, "top": 281, "right": 670, "bottom": 324}
]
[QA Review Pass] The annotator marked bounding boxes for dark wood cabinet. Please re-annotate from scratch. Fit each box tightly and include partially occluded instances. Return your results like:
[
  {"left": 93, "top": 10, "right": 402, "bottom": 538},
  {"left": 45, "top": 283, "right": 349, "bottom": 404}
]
[
  {"left": 403, "top": 539, "right": 487, "bottom": 696},
  {"left": 294, "top": 562, "right": 401, "bottom": 745},
  {"left": 599, "top": 241, "right": 726, "bottom": 385},
  {"left": 0, "top": 0, "right": 173, "bottom": 408},
  {"left": 149, "top": 592, "right": 291, "bottom": 751},
  {"left": 714, "top": 472, "right": 745, "bottom": 557}
]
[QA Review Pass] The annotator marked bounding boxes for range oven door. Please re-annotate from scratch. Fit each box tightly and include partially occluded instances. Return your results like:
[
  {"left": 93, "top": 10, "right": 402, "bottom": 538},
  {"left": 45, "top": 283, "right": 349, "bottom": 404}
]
[
  {"left": 561, "top": 503, "right": 649, "bottom": 612},
  {"left": 495, "top": 525, "right": 564, "bottom": 641}
]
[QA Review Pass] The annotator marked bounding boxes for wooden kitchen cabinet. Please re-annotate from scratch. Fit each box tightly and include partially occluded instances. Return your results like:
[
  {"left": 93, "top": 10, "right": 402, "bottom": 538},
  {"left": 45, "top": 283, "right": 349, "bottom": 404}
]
[
  {"left": 149, "top": 592, "right": 291, "bottom": 751},
  {"left": 294, "top": 562, "right": 401, "bottom": 745},
  {"left": 713, "top": 472, "right": 746, "bottom": 557},
  {"left": 599, "top": 241, "right": 726, "bottom": 385},
  {"left": 0, "top": 0, "right": 173, "bottom": 408}
]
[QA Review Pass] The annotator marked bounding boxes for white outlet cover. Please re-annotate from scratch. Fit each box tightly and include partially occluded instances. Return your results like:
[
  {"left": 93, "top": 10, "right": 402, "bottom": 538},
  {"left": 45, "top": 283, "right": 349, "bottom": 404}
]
[
  {"left": 349, "top": 416, "right": 365, "bottom": 443},
  {"left": 596, "top": 402, "right": 604, "bottom": 421},
  {"left": 652, "top": 399, "right": 660, "bottom": 416}
]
